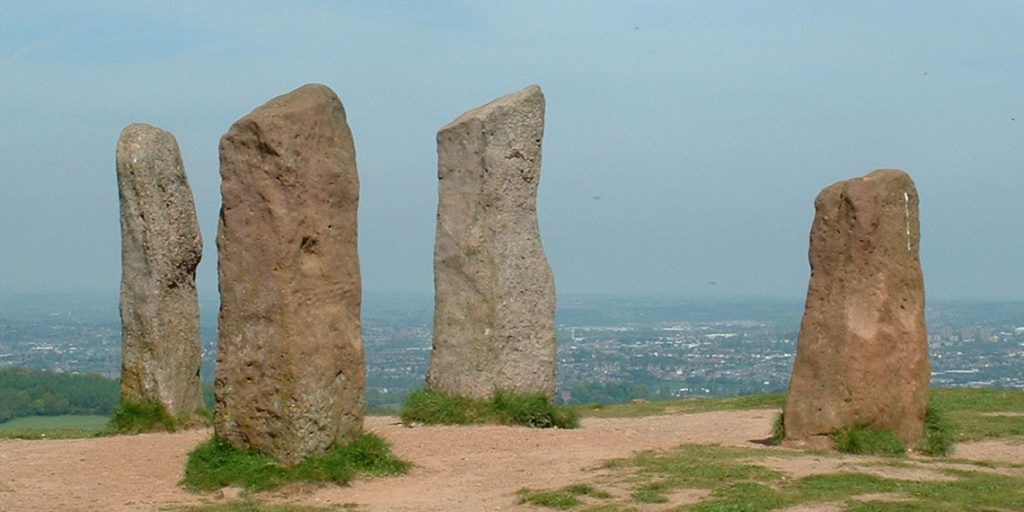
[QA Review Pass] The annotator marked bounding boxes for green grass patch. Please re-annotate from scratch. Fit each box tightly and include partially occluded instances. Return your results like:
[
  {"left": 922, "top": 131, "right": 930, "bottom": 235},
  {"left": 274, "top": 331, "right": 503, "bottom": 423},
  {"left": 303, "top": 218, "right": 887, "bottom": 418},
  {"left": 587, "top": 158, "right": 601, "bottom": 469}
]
[
  {"left": 171, "top": 502, "right": 355, "bottom": 511},
  {"left": 516, "top": 387, "right": 1024, "bottom": 511},
  {"left": 573, "top": 388, "right": 1024, "bottom": 442},
  {"left": 562, "top": 483, "right": 611, "bottom": 499},
  {"left": 843, "top": 502, "right": 934, "bottom": 512},
  {"left": 108, "top": 399, "right": 178, "bottom": 434},
  {"left": 770, "top": 411, "right": 785, "bottom": 445},
  {"left": 689, "top": 481, "right": 787, "bottom": 512},
  {"left": 630, "top": 487, "right": 669, "bottom": 503},
  {"left": 183, "top": 433, "right": 409, "bottom": 492},
  {"left": 574, "top": 392, "right": 785, "bottom": 419},
  {"left": 518, "top": 490, "right": 580, "bottom": 510},
  {"left": 0, "top": 414, "right": 110, "bottom": 439},
  {"left": 0, "top": 414, "right": 109, "bottom": 431},
  {"left": 400, "top": 389, "right": 486, "bottom": 424},
  {"left": 916, "top": 403, "right": 955, "bottom": 456},
  {"left": 106, "top": 399, "right": 209, "bottom": 434},
  {"left": 930, "top": 387, "right": 1024, "bottom": 412},
  {"left": 517, "top": 484, "right": 612, "bottom": 509},
  {"left": 400, "top": 388, "right": 578, "bottom": 429},
  {"left": 539, "top": 444, "right": 792, "bottom": 510},
  {"left": 519, "top": 441, "right": 1024, "bottom": 511},
  {"left": 0, "top": 400, "right": 212, "bottom": 439},
  {"left": 796, "top": 472, "right": 904, "bottom": 500},
  {"left": 930, "top": 388, "right": 1024, "bottom": 442},
  {"left": 833, "top": 425, "right": 907, "bottom": 456},
  {"left": 615, "top": 445, "right": 785, "bottom": 488},
  {"left": 492, "top": 391, "right": 579, "bottom": 428}
]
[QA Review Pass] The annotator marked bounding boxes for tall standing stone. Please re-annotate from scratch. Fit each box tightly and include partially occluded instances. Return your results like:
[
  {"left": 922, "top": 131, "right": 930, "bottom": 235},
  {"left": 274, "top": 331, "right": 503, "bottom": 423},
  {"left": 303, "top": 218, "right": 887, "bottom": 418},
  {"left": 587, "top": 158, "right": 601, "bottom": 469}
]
[
  {"left": 215, "top": 84, "right": 363, "bottom": 466},
  {"left": 116, "top": 123, "right": 204, "bottom": 418},
  {"left": 427, "top": 85, "right": 557, "bottom": 399},
  {"left": 784, "top": 169, "right": 930, "bottom": 446}
]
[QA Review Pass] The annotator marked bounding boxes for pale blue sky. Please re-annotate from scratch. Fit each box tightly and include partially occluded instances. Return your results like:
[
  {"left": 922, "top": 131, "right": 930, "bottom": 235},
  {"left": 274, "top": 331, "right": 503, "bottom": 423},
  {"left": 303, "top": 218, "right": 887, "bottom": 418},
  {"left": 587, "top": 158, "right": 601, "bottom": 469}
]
[{"left": 1, "top": 2, "right": 1021, "bottom": 300}]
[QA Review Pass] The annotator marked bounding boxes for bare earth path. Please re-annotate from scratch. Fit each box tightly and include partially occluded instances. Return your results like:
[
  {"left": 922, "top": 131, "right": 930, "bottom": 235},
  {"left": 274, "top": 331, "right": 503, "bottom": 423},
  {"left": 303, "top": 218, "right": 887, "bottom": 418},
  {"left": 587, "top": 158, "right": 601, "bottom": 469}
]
[{"left": 2, "top": 410, "right": 1022, "bottom": 512}]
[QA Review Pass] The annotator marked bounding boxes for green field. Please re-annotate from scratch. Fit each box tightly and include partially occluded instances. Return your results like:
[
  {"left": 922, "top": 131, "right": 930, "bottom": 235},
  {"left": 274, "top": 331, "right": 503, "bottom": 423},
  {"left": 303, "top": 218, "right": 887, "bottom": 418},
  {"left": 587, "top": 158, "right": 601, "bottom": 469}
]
[{"left": 0, "top": 414, "right": 110, "bottom": 439}]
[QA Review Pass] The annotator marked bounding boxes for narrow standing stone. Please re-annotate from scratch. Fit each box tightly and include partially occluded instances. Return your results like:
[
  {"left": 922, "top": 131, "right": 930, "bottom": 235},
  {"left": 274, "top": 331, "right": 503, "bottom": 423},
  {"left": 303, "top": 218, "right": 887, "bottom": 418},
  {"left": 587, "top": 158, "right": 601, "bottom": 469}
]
[
  {"left": 215, "top": 84, "right": 364, "bottom": 466},
  {"left": 427, "top": 85, "right": 557, "bottom": 399},
  {"left": 116, "top": 123, "right": 204, "bottom": 418},
  {"left": 784, "top": 169, "right": 930, "bottom": 447}
]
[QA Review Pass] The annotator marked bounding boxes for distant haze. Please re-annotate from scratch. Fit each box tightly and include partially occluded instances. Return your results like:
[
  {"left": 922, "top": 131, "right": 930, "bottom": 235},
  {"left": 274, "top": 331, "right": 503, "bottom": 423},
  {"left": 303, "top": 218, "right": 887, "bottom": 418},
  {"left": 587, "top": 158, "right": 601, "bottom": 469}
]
[{"left": 1, "top": 3, "right": 1021, "bottom": 301}]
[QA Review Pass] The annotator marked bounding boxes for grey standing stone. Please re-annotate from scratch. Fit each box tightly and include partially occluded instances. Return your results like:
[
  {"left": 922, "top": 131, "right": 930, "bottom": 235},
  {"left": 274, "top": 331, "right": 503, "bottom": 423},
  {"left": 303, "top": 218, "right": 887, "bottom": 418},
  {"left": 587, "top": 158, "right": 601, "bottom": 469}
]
[
  {"left": 117, "top": 123, "right": 204, "bottom": 418},
  {"left": 784, "top": 169, "right": 930, "bottom": 447},
  {"left": 215, "top": 84, "right": 364, "bottom": 466},
  {"left": 427, "top": 85, "right": 557, "bottom": 399}
]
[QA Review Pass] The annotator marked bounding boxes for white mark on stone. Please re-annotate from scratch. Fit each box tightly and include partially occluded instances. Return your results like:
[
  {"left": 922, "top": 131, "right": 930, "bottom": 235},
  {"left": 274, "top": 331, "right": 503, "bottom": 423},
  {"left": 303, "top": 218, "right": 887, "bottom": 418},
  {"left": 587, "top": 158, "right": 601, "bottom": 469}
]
[{"left": 903, "top": 191, "right": 911, "bottom": 251}]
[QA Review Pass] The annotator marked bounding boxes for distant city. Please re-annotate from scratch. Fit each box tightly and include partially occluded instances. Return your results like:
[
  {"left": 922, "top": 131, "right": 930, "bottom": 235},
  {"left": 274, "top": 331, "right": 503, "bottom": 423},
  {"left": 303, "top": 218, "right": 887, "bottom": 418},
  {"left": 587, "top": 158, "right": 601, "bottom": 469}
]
[{"left": 2, "top": 293, "right": 1022, "bottom": 410}]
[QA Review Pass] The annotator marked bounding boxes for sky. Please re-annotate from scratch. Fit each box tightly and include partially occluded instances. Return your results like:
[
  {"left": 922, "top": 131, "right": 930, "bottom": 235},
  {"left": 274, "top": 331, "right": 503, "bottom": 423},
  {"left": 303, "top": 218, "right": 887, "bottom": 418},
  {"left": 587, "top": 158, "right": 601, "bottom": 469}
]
[{"left": 1, "top": 2, "right": 1021, "bottom": 302}]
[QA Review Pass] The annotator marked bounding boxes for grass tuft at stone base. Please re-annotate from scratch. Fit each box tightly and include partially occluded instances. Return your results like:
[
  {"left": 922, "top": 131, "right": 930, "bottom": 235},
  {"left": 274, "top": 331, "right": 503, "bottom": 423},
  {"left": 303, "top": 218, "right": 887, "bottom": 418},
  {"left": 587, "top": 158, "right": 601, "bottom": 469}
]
[
  {"left": 770, "top": 411, "right": 785, "bottom": 446},
  {"left": 916, "top": 403, "right": 955, "bottom": 456},
  {"left": 183, "top": 433, "right": 410, "bottom": 492},
  {"left": 108, "top": 400, "right": 179, "bottom": 434},
  {"left": 830, "top": 402, "right": 957, "bottom": 457},
  {"left": 400, "top": 388, "right": 579, "bottom": 429},
  {"left": 832, "top": 425, "right": 907, "bottom": 456}
]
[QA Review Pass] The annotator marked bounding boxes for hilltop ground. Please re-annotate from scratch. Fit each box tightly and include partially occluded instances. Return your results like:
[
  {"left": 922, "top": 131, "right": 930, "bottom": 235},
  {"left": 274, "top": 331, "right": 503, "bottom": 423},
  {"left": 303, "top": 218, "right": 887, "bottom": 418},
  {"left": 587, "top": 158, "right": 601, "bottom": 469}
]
[{"left": 2, "top": 407, "right": 1023, "bottom": 512}]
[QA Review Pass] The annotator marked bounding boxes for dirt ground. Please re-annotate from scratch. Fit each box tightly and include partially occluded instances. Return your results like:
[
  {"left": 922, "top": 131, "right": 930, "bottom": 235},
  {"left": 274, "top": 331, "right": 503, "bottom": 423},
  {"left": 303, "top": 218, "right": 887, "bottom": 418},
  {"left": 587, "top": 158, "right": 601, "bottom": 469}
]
[{"left": 1, "top": 410, "right": 1021, "bottom": 512}]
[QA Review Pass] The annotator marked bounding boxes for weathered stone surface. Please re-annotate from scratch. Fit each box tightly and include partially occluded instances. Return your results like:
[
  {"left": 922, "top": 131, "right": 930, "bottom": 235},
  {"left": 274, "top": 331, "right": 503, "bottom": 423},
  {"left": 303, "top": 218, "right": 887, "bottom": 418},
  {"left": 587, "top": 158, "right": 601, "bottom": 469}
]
[
  {"left": 427, "top": 85, "right": 557, "bottom": 399},
  {"left": 116, "top": 123, "right": 204, "bottom": 417},
  {"left": 215, "top": 84, "right": 363, "bottom": 466},
  {"left": 784, "top": 169, "right": 930, "bottom": 446}
]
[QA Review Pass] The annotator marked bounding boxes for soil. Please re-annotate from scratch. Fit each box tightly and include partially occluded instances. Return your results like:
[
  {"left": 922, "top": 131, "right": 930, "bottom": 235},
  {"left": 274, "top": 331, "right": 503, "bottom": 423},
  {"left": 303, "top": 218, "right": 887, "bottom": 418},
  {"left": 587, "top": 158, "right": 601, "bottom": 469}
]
[{"left": 1, "top": 409, "right": 1021, "bottom": 512}]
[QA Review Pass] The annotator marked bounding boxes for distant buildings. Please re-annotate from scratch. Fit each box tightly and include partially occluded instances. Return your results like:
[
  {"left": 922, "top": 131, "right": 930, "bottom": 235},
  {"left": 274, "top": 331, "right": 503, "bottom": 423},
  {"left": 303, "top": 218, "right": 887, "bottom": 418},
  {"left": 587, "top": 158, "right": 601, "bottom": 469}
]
[{"left": 3, "top": 299, "right": 1023, "bottom": 405}]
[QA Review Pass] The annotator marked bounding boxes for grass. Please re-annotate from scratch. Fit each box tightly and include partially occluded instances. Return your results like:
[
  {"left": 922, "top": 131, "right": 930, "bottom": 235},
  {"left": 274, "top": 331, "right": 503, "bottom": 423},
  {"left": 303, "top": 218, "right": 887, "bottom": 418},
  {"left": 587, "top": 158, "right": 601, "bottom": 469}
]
[
  {"left": 770, "top": 411, "right": 785, "bottom": 445},
  {"left": 170, "top": 502, "right": 358, "bottom": 512},
  {"left": 0, "top": 414, "right": 109, "bottom": 439},
  {"left": 0, "top": 400, "right": 211, "bottom": 439},
  {"left": 400, "top": 388, "right": 579, "bottom": 429},
  {"left": 833, "top": 425, "right": 908, "bottom": 456},
  {"left": 183, "top": 433, "right": 409, "bottom": 492},
  {"left": 518, "top": 388, "right": 1024, "bottom": 510},
  {"left": 518, "top": 484, "right": 612, "bottom": 510},
  {"left": 108, "top": 399, "right": 179, "bottom": 434},
  {"left": 2, "top": 387, "right": 1020, "bottom": 510},
  {"left": 573, "top": 392, "right": 785, "bottom": 419},
  {"left": 519, "top": 442, "right": 1024, "bottom": 511},
  {"left": 630, "top": 487, "right": 670, "bottom": 503},
  {"left": 573, "top": 388, "right": 1022, "bottom": 438},
  {"left": 107, "top": 400, "right": 211, "bottom": 434},
  {"left": 828, "top": 391, "right": 991, "bottom": 457},
  {"left": 571, "top": 388, "right": 1003, "bottom": 456},
  {"left": 929, "top": 387, "right": 1024, "bottom": 442},
  {"left": 916, "top": 404, "right": 955, "bottom": 456}
]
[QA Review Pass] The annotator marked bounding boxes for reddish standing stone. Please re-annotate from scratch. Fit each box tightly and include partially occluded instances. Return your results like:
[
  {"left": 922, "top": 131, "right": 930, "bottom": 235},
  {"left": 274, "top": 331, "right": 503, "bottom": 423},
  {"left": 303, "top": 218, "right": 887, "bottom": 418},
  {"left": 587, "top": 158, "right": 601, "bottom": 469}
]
[
  {"left": 784, "top": 169, "right": 930, "bottom": 447},
  {"left": 215, "top": 84, "right": 363, "bottom": 465}
]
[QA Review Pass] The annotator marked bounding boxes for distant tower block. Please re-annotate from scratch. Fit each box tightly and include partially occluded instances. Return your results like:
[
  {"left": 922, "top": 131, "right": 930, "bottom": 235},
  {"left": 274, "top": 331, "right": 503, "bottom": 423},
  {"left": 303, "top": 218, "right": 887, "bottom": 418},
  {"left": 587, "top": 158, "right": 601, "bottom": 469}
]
[
  {"left": 116, "top": 124, "right": 204, "bottom": 418},
  {"left": 215, "top": 84, "right": 364, "bottom": 466},
  {"left": 427, "top": 85, "right": 557, "bottom": 399},
  {"left": 784, "top": 169, "right": 930, "bottom": 447}
]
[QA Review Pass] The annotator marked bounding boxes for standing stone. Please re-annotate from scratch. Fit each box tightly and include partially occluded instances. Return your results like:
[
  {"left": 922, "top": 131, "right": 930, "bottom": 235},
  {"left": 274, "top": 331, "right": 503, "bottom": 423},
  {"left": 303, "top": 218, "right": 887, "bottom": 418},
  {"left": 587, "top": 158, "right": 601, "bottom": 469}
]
[
  {"left": 427, "top": 85, "right": 557, "bottom": 399},
  {"left": 116, "top": 124, "right": 204, "bottom": 418},
  {"left": 215, "top": 84, "right": 363, "bottom": 466},
  {"left": 784, "top": 169, "right": 930, "bottom": 447}
]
